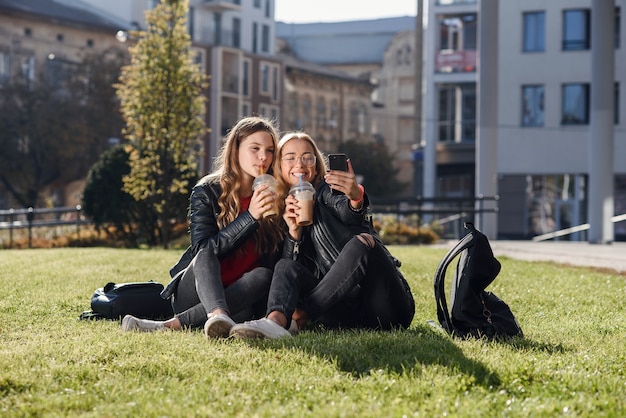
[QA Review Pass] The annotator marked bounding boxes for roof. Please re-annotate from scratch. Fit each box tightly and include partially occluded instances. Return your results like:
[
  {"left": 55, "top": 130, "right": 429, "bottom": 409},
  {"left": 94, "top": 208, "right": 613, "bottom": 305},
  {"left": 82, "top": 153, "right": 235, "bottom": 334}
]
[
  {"left": 0, "top": 0, "right": 131, "bottom": 31},
  {"left": 276, "top": 16, "right": 415, "bottom": 65},
  {"left": 280, "top": 53, "right": 373, "bottom": 86}
]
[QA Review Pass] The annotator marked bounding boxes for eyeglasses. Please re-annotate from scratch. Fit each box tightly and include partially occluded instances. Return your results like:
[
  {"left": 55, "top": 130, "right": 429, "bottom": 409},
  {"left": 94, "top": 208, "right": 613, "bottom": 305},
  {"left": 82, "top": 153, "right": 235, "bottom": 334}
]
[{"left": 281, "top": 154, "right": 317, "bottom": 167}]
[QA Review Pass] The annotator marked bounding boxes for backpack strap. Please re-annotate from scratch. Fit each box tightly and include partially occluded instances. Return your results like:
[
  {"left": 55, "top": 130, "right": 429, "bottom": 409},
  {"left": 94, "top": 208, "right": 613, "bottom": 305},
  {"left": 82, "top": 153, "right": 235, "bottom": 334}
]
[{"left": 433, "top": 222, "right": 477, "bottom": 334}]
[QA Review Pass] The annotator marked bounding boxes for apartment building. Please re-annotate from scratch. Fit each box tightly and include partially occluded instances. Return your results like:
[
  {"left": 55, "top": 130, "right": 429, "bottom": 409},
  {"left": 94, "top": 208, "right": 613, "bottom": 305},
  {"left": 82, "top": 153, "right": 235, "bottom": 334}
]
[{"left": 425, "top": 0, "right": 626, "bottom": 240}]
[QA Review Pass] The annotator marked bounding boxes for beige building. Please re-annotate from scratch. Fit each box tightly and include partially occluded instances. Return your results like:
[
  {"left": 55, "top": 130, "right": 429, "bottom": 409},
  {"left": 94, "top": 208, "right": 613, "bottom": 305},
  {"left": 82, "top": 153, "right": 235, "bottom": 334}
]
[
  {"left": 278, "top": 51, "right": 374, "bottom": 154},
  {"left": 0, "top": 1, "right": 126, "bottom": 87},
  {"left": 0, "top": 0, "right": 131, "bottom": 207}
]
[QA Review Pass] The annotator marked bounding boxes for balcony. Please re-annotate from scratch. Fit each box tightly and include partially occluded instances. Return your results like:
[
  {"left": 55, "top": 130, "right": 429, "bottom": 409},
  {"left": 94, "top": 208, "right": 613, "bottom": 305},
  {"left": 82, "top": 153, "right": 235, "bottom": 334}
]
[
  {"left": 435, "top": 50, "right": 476, "bottom": 73},
  {"left": 196, "top": 0, "right": 241, "bottom": 13},
  {"left": 436, "top": 0, "right": 477, "bottom": 5}
]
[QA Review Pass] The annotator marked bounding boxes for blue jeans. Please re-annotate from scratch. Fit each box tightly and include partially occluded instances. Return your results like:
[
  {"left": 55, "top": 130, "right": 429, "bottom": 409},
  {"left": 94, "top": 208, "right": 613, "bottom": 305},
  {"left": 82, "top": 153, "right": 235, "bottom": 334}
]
[
  {"left": 172, "top": 248, "right": 271, "bottom": 328},
  {"left": 267, "top": 236, "right": 415, "bottom": 330}
]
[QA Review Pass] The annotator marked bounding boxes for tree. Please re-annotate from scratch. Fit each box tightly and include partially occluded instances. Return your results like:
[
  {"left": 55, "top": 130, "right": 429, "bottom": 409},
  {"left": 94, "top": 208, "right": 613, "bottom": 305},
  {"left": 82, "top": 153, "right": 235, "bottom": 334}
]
[
  {"left": 338, "top": 140, "right": 408, "bottom": 198},
  {"left": 0, "top": 51, "right": 126, "bottom": 208},
  {"left": 82, "top": 145, "right": 141, "bottom": 246},
  {"left": 115, "top": 0, "right": 208, "bottom": 248}
]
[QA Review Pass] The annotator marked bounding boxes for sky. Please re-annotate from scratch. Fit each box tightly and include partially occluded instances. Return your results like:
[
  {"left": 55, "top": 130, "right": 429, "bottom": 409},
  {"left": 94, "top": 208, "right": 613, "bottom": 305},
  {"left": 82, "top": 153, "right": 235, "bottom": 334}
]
[{"left": 274, "top": 0, "right": 417, "bottom": 24}]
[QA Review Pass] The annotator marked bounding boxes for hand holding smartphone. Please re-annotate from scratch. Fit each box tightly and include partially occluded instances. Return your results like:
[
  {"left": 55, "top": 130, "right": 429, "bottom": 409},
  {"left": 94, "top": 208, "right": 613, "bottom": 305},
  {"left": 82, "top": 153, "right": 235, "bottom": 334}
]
[{"left": 328, "top": 153, "right": 348, "bottom": 195}]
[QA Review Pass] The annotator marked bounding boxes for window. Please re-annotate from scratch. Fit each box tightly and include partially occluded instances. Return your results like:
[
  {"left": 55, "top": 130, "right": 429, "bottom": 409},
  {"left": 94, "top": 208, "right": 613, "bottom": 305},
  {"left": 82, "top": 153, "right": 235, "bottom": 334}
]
[
  {"left": 328, "top": 100, "right": 339, "bottom": 129},
  {"left": 241, "top": 102, "right": 250, "bottom": 118},
  {"left": 191, "top": 47, "right": 206, "bottom": 73},
  {"left": 265, "top": 0, "right": 271, "bottom": 18},
  {"left": 523, "top": 11, "right": 545, "bottom": 52},
  {"left": 439, "top": 14, "right": 477, "bottom": 51},
  {"left": 615, "top": 83, "right": 620, "bottom": 125},
  {"left": 437, "top": 83, "right": 476, "bottom": 142},
  {"left": 252, "top": 22, "right": 258, "bottom": 54},
  {"left": 242, "top": 59, "right": 250, "bottom": 97},
  {"left": 563, "top": 9, "right": 590, "bottom": 51},
  {"left": 259, "top": 62, "right": 279, "bottom": 101},
  {"left": 260, "top": 63, "right": 269, "bottom": 93},
  {"left": 316, "top": 98, "right": 327, "bottom": 129},
  {"left": 0, "top": 52, "right": 10, "bottom": 84},
  {"left": 233, "top": 18, "right": 241, "bottom": 48},
  {"left": 261, "top": 24, "right": 270, "bottom": 53},
  {"left": 561, "top": 83, "right": 589, "bottom": 125},
  {"left": 271, "top": 65, "right": 278, "bottom": 102},
  {"left": 259, "top": 104, "right": 278, "bottom": 121},
  {"left": 288, "top": 93, "right": 300, "bottom": 128},
  {"left": 616, "top": 7, "right": 621, "bottom": 49},
  {"left": 302, "top": 95, "right": 312, "bottom": 128},
  {"left": 522, "top": 85, "right": 545, "bottom": 126}
]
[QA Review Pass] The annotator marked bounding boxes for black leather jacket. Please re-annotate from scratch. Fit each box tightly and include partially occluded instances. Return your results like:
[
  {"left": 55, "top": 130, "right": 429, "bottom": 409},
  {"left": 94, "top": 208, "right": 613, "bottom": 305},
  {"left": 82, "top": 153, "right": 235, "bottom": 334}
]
[
  {"left": 282, "top": 180, "right": 378, "bottom": 279},
  {"left": 162, "top": 180, "right": 272, "bottom": 298}
]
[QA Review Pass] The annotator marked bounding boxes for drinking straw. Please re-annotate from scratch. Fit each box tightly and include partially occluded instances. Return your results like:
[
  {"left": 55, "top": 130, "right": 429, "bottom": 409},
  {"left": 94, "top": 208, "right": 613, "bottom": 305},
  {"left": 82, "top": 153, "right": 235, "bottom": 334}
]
[{"left": 298, "top": 174, "right": 303, "bottom": 189}]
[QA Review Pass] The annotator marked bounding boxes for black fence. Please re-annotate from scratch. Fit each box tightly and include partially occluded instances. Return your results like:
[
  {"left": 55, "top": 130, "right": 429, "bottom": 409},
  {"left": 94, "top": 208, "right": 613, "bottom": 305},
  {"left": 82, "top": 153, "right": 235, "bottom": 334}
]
[
  {"left": 1, "top": 196, "right": 499, "bottom": 248},
  {"left": 369, "top": 195, "right": 499, "bottom": 239},
  {"left": 0, "top": 205, "right": 90, "bottom": 248}
]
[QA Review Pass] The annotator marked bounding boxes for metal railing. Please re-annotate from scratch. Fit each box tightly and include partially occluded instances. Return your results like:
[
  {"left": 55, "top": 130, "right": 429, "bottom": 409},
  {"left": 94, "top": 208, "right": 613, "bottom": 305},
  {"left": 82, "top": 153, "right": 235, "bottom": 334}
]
[
  {"left": 532, "top": 213, "right": 626, "bottom": 242},
  {"left": 0, "top": 205, "right": 91, "bottom": 248},
  {"left": 369, "top": 195, "right": 499, "bottom": 239}
]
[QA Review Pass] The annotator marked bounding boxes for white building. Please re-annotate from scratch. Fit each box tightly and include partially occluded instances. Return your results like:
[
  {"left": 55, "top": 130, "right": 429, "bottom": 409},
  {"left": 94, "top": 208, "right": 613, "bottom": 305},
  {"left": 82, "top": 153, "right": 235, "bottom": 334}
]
[{"left": 424, "top": 0, "right": 626, "bottom": 241}]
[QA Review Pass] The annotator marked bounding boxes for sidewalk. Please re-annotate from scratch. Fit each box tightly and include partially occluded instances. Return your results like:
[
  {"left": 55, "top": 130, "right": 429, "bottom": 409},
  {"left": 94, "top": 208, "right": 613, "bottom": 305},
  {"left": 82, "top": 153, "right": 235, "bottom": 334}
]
[
  {"left": 489, "top": 240, "right": 626, "bottom": 273},
  {"left": 435, "top": 240, "right": 626, "bottom": 273}
]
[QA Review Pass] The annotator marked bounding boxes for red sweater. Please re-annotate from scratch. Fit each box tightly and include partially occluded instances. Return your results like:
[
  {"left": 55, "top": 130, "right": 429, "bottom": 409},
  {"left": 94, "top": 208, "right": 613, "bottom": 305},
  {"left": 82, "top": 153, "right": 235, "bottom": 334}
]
[{"left": 220, "top": 195, "right": 260, "bottom": 287}]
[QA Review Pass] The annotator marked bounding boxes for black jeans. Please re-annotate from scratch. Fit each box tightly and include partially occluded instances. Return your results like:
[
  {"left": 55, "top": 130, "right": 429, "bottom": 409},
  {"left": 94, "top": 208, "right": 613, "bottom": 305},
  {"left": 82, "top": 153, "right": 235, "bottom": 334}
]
[
  {"left": 268, "top": 236, "right": 415, "bottom": 330},
  {"left": 172, "top": 248, "right": 271, "bottom": 328}
]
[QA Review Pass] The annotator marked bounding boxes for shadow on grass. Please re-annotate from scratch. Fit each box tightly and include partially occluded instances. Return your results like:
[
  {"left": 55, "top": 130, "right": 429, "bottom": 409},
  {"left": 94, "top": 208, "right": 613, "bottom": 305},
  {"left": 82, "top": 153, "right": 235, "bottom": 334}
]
[{"left": 249, "top": 324, "right": 504, "bottom": 387}]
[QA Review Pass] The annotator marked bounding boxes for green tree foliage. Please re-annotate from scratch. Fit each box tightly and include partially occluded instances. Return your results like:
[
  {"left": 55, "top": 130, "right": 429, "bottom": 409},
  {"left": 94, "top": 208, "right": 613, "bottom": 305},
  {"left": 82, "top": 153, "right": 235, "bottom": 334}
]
[
  {"left": 115, "top": 0, "right": 207, "bottom": 248},
  {"left": 338, "top": 140, "right": 407, "bottom": 198},
  {"left": 82, "top": 146, "right": 140, "bottom": 246}
]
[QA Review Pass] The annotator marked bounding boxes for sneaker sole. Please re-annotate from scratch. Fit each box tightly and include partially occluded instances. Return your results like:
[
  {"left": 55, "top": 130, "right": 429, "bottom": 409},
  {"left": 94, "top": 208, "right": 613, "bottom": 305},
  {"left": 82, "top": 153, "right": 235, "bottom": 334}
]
[
  {"left": 205, "top": 319, "right": 233, "bottom": 339},
  {"left": 229, "top": 327, "right": 269, "bottom": 339}
]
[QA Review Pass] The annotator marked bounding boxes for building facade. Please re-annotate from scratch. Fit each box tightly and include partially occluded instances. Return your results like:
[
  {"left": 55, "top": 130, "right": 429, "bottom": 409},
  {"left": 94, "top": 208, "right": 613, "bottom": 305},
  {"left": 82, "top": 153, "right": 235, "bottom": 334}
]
[
  {"left": 277, "top": 50, "right": 374, "bottom": 155},
  {"left": 424, "top": 0, "right": 626, "bottom": 240}
]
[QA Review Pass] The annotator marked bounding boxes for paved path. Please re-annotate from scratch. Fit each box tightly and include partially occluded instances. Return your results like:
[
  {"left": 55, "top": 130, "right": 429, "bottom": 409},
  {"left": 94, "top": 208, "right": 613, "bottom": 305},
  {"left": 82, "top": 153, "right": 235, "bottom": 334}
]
[{"left": 488, "top": 241, "right": 626, "bottom": 273}]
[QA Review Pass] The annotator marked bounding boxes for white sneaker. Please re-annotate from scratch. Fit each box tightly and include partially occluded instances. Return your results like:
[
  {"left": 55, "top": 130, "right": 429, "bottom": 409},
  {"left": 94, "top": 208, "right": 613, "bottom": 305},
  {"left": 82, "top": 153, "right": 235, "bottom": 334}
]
[
  {"left": 204, "top": 313, "right": 236, "bottom": 339},
  {"left": 121, "top": 315, "right": 165, "bottom": 332},
  {"left": 229, "top": 317, "right": 292, "bottom": 339},
  {"left": 288, "top": 319, "right": 299, "bottom": 334}
]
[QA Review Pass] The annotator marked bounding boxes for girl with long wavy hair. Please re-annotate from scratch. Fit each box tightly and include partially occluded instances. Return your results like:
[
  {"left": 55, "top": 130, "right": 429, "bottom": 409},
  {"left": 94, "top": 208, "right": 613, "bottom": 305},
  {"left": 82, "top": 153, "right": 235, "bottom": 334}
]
[{"left": 122, "top": 116, "right": 284, "bottom": 337}]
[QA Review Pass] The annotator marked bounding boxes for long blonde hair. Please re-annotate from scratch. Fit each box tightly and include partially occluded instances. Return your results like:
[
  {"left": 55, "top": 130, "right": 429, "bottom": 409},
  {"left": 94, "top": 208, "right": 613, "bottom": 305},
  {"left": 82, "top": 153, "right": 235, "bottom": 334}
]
[
  {"left": 275, "top": 131, "right": 327, "bottom": 215},
  {"left": 198, "top": 116, "right": 283, "bottom": 256}
]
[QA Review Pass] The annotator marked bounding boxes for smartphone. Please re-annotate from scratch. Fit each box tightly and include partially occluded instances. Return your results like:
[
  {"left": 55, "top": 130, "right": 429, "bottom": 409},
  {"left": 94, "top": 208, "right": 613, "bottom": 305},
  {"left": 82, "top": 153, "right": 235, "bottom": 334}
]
[{"left": 328, "top": 153, "right": 348, "bottom": 195}]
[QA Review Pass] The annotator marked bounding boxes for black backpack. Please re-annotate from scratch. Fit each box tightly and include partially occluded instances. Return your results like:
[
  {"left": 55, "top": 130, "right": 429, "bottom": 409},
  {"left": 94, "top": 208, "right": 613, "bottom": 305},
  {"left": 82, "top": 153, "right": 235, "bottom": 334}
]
[
  {"left": 434, "top": 222, "right": 523, "bottom": 339},
  {"left": 80, "top": 281, "right": 174, "bottom": 321}
]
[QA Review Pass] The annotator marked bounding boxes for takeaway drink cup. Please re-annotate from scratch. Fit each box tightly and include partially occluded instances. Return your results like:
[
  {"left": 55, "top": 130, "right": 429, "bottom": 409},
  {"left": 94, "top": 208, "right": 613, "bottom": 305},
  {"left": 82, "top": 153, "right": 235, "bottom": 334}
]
[
  {"left": 289, "top": 181, "right": 315, "bottom": 226},
  {"left": 252, "top": 174, "right": 278, "bottom": 218}
]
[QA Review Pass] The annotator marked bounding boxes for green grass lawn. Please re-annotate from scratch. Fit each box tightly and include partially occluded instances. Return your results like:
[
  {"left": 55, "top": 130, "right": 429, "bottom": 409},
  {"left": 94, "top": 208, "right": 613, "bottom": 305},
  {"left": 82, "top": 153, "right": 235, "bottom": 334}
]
[{"left": 1, "top": 246, "right": 624, "bottom": 417}]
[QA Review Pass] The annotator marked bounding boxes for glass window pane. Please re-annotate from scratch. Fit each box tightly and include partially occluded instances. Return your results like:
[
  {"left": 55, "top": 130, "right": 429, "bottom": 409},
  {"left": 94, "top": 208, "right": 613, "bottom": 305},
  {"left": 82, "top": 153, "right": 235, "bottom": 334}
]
[
  {"left": 522, "top": 85, "right": 545, "bottom": 126},
  {"left": 523, "top": 12, "right": 545, "bottom": 52},
  {"left": 563, "top": 10, "right": 590, "bottom": 50},
  {"left": 562, "top": 83, "right": 589, "bottom": 124}
]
